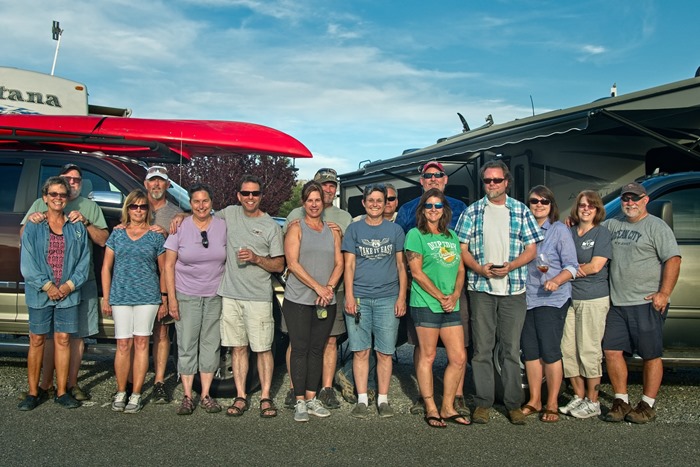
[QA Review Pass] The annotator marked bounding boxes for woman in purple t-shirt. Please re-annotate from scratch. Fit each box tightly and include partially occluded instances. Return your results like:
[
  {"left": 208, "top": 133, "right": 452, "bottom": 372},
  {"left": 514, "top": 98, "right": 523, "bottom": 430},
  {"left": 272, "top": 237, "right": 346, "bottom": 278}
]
[{"left": 164, "top": 183, "right": 227, "bottom": 415}]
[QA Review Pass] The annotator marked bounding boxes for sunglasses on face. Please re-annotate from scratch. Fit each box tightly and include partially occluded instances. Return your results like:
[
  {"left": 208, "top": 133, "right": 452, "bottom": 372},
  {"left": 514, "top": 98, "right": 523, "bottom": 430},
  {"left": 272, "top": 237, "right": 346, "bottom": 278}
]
[
  {"left": 47, "top": 192, "right": 68, "bottom": 199},
  {"left": 200, "top": 231, "right": 209, "bottom": 248},
  {"left": 578, "top": 203, "right": 596, "bottom": 210},
  {"left": 529, "top": 198, "right": 551, "bottom": 206},
  {"left": 386, "top": 196, "right": 397, "bottom": 202},
  {"left": 424, "top": 203, "right": 444, "bottom": 210},
  {"left": 421, "top": 172, "right": 445, "bottom": 179},
  {"left": 128, "top": 203, "right": 149, "bottom": 211},
  {"left": 61, "top": 176, "right": 82, "bottom": 183},
  {"left": 239, "top": 190, "right": 261, "bottom": 197},
  {"left": 483, "top": 178, "right": 505, "bottom": 185},
  {"left": 621, "top": 194, "right": 645, "bottom": 202}
]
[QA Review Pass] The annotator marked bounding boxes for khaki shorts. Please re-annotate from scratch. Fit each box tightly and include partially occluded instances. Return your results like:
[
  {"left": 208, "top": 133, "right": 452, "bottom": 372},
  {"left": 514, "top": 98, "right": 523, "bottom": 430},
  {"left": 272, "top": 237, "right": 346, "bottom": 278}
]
[
  {"left": 221, "top": 298, "right": 274, "bottom": 352},
  {"left": 561, "top": 296, "right": 610, "bottom": 379}
]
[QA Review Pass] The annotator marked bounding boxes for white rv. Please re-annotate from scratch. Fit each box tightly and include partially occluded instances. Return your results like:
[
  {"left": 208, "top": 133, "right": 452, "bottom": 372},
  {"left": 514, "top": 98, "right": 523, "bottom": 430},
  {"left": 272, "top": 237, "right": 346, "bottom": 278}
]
[{"left": 0, "top": 67, "right": 130, "bottom": 117}]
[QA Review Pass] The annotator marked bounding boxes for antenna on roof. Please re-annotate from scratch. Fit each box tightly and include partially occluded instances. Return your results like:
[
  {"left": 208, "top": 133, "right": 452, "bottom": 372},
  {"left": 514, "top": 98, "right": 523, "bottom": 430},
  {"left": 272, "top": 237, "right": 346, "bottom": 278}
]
[
  {"left": 457, "top": 113, "right": 470, "bottom": 132},
  {"left": 611, "top": 83, "right": 617, "bottom": 97},
  {"left": 50, "top": 20, "right": 63, "bottom": 76}
]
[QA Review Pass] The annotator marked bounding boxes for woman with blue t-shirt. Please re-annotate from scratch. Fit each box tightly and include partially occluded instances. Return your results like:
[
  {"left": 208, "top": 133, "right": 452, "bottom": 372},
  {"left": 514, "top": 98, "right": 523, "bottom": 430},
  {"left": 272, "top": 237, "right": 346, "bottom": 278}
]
[
  {"left": 342, "top": 184, "right": 407, "bottom": 419},
  {"left": 405, "top": 188, "right": 467, "bottom": 428},
  {"left": 102, "top": 189, "right": 166, "bottom": 414}
]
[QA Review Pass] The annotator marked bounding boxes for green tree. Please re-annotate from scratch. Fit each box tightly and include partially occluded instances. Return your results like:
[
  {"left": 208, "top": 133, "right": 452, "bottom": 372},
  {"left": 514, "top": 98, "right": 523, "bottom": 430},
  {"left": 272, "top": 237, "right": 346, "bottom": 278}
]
[
  {"left": 278, "top": 180, "right": 304, "bottom": 218},
  {"left": 166, "top": 154, "right": 296, "bottom": 215}
]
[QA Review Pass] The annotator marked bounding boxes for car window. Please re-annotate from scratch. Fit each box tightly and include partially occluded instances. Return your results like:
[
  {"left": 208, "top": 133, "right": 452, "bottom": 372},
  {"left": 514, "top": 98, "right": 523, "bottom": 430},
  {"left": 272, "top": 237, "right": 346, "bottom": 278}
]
[
  {"left": 0, "top": 161, "right": 23, "bottom": 212},
  {"left": 38, "top": 164, "right": 122, "bottom": 199},
  {"left": 656, "top": 187, "right": 700, "bottom": 241}
]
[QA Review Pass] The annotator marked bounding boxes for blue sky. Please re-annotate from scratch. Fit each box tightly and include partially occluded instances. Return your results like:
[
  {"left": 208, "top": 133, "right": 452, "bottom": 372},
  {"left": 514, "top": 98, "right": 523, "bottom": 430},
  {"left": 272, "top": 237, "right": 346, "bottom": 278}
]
[{"left": 1, "top": 0, "right": 698, "bottom": 181}]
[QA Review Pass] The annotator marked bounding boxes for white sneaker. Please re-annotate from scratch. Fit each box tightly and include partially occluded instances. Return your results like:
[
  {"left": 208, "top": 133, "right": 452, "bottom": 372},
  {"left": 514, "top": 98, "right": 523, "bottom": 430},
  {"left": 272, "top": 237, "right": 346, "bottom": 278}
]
[
  {"left": 570, "top": 398, "right": 601, "bottom": 419},
  {"left": 111, "top": 391, "right": 127, "bottom": 412},
  {"left": 124, "top": 393, "right": 143, "bottom": 414},
  {"left": 306, "top": 397, "right": 331, "bottom": 418},
  {"left": 559, "top": 396, "right": 583, "bottom": 415},
  {"left": 294, "top": 400, "right": 309, "bottom": 422}
]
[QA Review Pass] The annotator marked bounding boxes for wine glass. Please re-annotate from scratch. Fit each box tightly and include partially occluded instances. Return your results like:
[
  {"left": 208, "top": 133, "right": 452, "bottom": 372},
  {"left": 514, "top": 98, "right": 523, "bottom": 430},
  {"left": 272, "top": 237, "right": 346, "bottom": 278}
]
[{"left": 536, "top": 253, "right": 550, "bottom": 285}]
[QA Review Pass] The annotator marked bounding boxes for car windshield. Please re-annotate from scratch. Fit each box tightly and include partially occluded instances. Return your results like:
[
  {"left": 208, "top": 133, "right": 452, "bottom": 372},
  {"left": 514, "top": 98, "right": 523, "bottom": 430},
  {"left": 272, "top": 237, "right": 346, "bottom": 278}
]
[{"left": 166, "top": 180, "right": 191, "bottom": 212}]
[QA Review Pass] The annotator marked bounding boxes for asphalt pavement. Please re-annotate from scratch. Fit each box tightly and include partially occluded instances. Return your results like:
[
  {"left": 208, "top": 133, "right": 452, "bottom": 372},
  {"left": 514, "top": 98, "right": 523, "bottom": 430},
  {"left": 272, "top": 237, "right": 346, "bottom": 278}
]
[{"left": 2, "top": 344, "right": 700, "bottom": 466}]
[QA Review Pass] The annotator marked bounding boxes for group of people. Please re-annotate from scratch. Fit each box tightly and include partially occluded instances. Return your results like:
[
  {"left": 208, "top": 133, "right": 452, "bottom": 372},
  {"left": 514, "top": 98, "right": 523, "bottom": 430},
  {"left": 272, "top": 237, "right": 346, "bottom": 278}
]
[{"left": 17, "top": 160, "right": 681, "bottom": 428}]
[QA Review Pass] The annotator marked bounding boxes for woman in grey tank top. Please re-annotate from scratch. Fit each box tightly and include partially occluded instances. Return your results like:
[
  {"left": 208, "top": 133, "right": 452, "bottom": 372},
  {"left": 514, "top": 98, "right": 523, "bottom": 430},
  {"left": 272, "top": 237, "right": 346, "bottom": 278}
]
[{"left": 283, "top": 181, "right": 343, "bottom": 422}]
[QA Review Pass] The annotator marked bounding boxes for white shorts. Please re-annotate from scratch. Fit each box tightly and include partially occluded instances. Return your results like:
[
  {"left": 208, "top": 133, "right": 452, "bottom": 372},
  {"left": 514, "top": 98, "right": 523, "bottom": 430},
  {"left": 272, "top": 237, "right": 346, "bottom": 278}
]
[{"left": 112, "top": 304, "right": 160, "bottom": 339}]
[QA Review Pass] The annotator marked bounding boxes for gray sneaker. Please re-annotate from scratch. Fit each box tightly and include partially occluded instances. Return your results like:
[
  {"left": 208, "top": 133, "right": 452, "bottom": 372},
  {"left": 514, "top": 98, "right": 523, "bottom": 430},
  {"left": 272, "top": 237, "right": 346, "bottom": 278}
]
[
  {"left": 294, "top": 400, "right": 309, "bottom": 422},
  {"left": 570, "top": 398, "right": 601, "bottom": 419},
  {"left": 306, "top": 397, "right": 331, "bottom": 418},
  {"left": 124, "top": 393, "right": 143, "bottom": 414},
  {"left": 318, "top": 387, "right": 340, "bottom": 409},
  {"left": 559, "top": 396, "right": 583, "bottom": 415},
  {"left": 350, "top": 402, "right": 369, "bottom": 419},
  {"left": 111, "top": 391, "right": 127, "bottom": 412},
  {"left": 377, "top": 402, "right": 395, "bottom": 418}
]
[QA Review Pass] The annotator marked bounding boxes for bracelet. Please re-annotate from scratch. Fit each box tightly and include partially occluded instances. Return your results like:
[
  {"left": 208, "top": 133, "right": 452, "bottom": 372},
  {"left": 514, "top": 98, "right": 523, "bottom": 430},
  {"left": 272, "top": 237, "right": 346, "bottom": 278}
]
[
  {"left": 327, "top": 284, "right": 335, "bottom": 291},
  {"left": 161, "top": 292, "right": 168, "bottom": 296}
]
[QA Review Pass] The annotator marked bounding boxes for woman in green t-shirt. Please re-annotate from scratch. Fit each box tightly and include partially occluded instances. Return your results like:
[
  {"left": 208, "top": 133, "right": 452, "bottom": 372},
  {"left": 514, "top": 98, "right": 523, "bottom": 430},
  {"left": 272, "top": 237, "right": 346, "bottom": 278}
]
[{"left": 405, "top": 188, "right": 467, "bottom": 428}]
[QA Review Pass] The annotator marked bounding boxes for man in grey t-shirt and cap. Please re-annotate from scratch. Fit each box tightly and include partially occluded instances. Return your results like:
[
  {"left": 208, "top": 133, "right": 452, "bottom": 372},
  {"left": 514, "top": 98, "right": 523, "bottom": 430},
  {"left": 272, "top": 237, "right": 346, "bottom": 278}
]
[
  {"left": 601, "top": 181, "right": 681, "bottom": 424},
  {"left": 143, "top": 165, "right": 183, "bottom": 404}
]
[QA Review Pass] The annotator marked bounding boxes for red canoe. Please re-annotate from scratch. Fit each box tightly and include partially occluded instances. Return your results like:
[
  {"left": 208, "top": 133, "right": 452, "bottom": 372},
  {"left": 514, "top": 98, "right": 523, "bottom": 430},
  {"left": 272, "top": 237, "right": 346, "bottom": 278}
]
[{"left": 0, "top": 115, "right": 313, "bottom": 161}]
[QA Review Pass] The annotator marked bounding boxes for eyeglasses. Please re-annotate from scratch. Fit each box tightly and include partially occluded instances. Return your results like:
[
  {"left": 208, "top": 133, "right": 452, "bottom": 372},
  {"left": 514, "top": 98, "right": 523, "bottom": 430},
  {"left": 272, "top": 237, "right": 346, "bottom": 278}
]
[
  {"left": 239, "top": 190, "right": 261, "bottom": 197},
  {"left": 578, "top": 203, "right": 596, "bottom": 210},
  {"left": 47, "top": 192, "right": 68, "bottom": 199},
  {"left": 127, "top": 203, "right": 149, "bottom": 211},
  {"left": 529, "top": 198, "right": 551, "bottom": 206},
  {"left": 424, "top": 202, "right": 444, "bottom": 210},
  {"left": 61, "top": 176, "right": 82, "bottom": 183},
  {"left": 386, "top": 196, "right": 397, "bottom": 202},
  {"left": 621, "top": 194, "right": 645, "bottom": 203},
  {"left": 200, "top": 231, "right": 209, "bottom": 248},
  {"left": 421, "top": 172, "right": 445, "bottom": 179},
  {"left": 483, "top": 178, "right": 505, "bottom": 185}
]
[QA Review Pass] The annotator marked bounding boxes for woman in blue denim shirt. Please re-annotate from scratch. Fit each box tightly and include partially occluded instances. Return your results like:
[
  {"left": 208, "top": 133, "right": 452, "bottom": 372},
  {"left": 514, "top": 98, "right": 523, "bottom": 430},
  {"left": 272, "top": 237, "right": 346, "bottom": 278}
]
[
  {"left": 520, "top": 185, "right": 578, "bottom": 423},
  {"left": 19, "top": 176, "right": 90, "bottom": 411}
]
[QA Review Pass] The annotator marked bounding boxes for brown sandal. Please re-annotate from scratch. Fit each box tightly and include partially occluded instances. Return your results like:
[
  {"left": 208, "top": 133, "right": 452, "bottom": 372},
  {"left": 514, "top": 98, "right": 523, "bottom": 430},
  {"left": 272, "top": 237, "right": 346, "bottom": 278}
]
[
  {"left": 541, "top": 409, "right": 560, "bottom": 423},
  {"left": 521, "top": 404, "right": 541, "bottom": 416},
  {"left": 259, "top": 398, "right": 278, "bottom": 418},
  {"left": 226, "top": 397, "right": 249, "bottom": 417}
]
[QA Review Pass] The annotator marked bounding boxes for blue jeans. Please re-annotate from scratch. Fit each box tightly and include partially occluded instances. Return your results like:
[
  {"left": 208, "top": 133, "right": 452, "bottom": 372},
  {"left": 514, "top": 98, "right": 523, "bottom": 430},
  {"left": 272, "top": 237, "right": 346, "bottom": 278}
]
[{"left": 346, "top": 295, "right": 400, "bottom": 355}]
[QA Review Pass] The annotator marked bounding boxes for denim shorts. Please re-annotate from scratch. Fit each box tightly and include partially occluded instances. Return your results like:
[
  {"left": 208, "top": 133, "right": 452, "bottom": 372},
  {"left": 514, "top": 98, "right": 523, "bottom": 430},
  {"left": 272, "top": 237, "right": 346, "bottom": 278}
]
[
  {"left": 602, "top": 303, "right": 667, "bottom": 359},
  {"left": 410, "top": 306, "right": 462, "bottom": 329},
  {"left": 346, "top": 295, "right": 400, "bottom": 355},
  {"left": 29, "top": 305, "right": 79, "bottom": 335}
]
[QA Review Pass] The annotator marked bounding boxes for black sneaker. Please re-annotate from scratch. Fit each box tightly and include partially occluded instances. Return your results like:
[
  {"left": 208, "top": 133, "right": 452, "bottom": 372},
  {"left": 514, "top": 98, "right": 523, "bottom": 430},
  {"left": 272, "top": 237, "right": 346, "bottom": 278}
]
[
  {"left": 18, "top": 395, "right": 40, "bottom": 411},
  {"left": 54, "top": 393, "right": 81, "bottom": 409},
  {"left": 152, "top": 382, "right": 170, "bottom": 404},
  {"left": 318, "top": 387, "right": 340, "bottom": 409}
]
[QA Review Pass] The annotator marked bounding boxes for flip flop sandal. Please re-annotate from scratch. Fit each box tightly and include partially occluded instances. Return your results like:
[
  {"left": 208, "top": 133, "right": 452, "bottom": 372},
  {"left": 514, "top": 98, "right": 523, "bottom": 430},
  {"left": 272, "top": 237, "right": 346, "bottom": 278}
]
[
  {"left": 424, "top": 415, "right": 447, "bottom": 428},
  {"left": 541, "top": 409, "right": 560, "bottom": 423},
  {"left": 226, "top": 397, "right": 249, "bottom": 417},
  {"left": 259, "top": 398, "right": 278, "bottom": 418},
  {"left": 443, "top": 414, "right": 471, "bottom": 426},
  {"left": 521, "top": 404, "right": 541, "bottom": 416}
]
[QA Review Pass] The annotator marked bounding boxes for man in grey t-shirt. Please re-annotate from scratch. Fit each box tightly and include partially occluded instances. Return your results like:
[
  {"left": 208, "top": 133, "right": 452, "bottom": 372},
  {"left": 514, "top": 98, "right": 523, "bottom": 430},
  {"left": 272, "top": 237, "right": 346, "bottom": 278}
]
[
  {"left": 217, "top": 175, "right": 285, "bottom": 417},
  {"left": 601, "top": 182, "right": 681, "bottom": 424},
  {"left": 143, "top": 166, "right": 183, "bottom": 404}
]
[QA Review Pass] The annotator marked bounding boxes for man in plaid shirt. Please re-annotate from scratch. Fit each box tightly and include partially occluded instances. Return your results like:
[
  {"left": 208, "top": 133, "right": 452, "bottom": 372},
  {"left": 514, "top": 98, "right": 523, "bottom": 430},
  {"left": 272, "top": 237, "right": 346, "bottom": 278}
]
[{"left": 455, "top": 160, "right": 542, "bottom": 425}]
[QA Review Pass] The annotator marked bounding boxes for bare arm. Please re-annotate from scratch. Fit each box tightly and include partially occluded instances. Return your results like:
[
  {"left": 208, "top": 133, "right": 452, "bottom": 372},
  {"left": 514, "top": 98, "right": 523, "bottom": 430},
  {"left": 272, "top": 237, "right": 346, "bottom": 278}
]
[
  {"left": 164, "top": 249, "right": 179, "bottom": 321},
  {"left": 576, "top": 256, "right": 609, "bottom": 277},
  {"left": 344, "top": 252, "right": 357, "bottom": 315},
  {"left": 156, "top": 253, "right": 168, "bottom": 320},
  {"left": 248, "top": 253, "right": 285, "bottom": 273},
  {"left": 645, "top": 256, "right": 681, "bottom": 312},
  {"left": 406, "top": 250, "right": 446, "bottom": 302},
  {"left": 100, "top": 247, "right": 115, "bottom": 316},
  {"left": 395, "top": 251, "right": 408, "bottom": 317}
]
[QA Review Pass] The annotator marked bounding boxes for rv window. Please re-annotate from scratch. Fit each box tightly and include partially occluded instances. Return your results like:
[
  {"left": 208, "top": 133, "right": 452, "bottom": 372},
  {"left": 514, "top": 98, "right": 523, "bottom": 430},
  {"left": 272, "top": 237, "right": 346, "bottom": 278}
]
[{"left": 0, "top": 162, "right": 22, "bottom": 212}]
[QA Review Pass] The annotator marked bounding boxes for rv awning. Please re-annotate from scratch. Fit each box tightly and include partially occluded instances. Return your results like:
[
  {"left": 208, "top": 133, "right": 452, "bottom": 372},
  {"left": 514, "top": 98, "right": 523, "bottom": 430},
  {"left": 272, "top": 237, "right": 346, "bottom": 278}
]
[{"left": 362, "top": 110, "right": 591, "bottom": 176}]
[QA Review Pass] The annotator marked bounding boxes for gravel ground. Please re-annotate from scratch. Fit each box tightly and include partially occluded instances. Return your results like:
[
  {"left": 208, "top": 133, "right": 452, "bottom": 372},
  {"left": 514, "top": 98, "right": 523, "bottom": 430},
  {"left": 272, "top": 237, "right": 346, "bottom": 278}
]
[{"left": 2, "top": 342, "right": 699, "bottom": 424}]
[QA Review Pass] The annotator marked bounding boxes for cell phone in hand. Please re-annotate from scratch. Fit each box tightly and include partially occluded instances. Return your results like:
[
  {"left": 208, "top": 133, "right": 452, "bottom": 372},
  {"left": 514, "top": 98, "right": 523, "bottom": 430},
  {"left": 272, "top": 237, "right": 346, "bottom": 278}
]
[{"left": 491, "top": 264, "right": 504, "bottom": 269}]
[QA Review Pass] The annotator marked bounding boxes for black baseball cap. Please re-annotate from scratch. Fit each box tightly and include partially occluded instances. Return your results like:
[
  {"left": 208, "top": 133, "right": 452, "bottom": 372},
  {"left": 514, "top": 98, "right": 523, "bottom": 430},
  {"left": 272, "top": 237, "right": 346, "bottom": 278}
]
[{"left": 60, "top": 163, "right": 82, "bottom": 176}]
